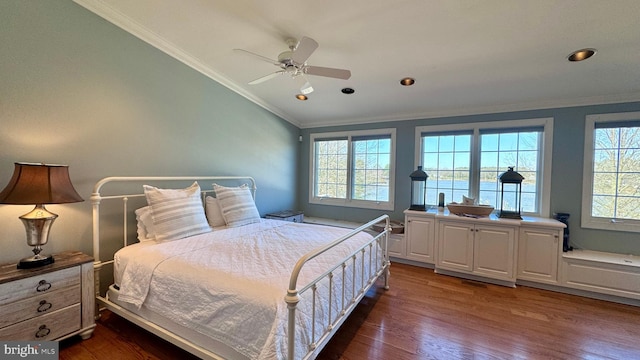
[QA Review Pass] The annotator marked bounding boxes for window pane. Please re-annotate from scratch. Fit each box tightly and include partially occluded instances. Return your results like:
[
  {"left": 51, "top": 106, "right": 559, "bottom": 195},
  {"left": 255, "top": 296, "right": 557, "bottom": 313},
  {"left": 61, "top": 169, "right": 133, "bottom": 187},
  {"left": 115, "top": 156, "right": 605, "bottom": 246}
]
[
  {"left": 352, "top": 137, "right": 390, "bottom": 201},
  {"left": 617, "top": 196, "right": 640, "bottom": 219},
  {"left": 592, "top": 195, "right": 615, "bottom": 217},
  {"left": 499, "top": 133, "right": 518, "bottom": 151},
  {"left": 479, "top": 190, "right": 499, "bottom": 207},
  {"left": 593, "top": 172, "right": 617, "bottom": 196},
  {"left": 618, "top": 173, "right": 640, "bottom": 196},
  {"left": 422, "top": 133, "right": 471, "bottom": 205},
  {"left": 314, "top": 139, "right": 348, "bottom": 199},
  {"left": 482, "top": 134, "right": 499, "bottom": 151},
  {"left": 481, "top": 130, "right": 542, "bottom": 213},
  {"left": 518, "top": 132, "right": 539, "bottom": 151},
  {"left": 594, "top": 149, "right": 618, "bottom": 171},
  {"left": 480, "top": 151, "right": 498, "bottom": 170}
]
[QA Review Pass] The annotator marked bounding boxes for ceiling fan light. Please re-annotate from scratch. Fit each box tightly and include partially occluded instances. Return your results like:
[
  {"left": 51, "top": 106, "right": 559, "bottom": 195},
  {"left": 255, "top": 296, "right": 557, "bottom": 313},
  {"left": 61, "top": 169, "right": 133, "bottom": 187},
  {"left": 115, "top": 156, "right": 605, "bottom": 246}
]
[
  {"left": 567, "top": 48, "right": 596, "bottom": 62},
  {"left": 296, "top": 94, "right": 308, "bottom": 101},
  {"left": 400, "top": 77, "right": 415, "bottom": 86}
]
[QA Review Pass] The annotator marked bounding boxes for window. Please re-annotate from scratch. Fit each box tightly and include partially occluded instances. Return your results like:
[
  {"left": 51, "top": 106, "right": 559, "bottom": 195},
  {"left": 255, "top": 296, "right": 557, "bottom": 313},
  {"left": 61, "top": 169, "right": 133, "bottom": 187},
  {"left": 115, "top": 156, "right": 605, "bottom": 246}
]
[
  {"left": 416, "top": 118, "right": 553, "bottom": 216},
  {"left": 422, "top": 132, "right": 472, "bottom": 205},
  {"left": 478, "top": 129, "right": 541, "bottom": 212},
  {"left": 310, "top": 129, "right": 396, "bottom": 210},
  {"left": 582, "top": 112, "right": 640, "bottom": 232}
]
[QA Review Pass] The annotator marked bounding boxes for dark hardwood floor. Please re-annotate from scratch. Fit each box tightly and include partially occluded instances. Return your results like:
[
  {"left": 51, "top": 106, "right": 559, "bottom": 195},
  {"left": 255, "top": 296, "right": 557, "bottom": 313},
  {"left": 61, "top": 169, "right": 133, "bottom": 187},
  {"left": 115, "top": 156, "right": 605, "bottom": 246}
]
[{"left": 60, "top": 263, "right": 640, "bottom": 359}]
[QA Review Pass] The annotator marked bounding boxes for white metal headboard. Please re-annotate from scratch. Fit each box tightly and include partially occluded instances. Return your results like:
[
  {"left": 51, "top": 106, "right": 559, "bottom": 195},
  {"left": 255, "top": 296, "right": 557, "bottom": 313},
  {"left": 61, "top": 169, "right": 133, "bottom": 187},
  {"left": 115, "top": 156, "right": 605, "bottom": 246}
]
[{"left": 90, "top": 176, "right": 256, "bottom": 266}]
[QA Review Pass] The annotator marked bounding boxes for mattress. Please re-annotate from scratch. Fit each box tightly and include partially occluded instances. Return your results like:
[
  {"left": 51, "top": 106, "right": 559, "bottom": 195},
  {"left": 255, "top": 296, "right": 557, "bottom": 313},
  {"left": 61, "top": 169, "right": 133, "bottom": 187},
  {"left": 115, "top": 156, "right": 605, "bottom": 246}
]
[{"left": 112, "top": 219, "right": 378, "bottom": 360}]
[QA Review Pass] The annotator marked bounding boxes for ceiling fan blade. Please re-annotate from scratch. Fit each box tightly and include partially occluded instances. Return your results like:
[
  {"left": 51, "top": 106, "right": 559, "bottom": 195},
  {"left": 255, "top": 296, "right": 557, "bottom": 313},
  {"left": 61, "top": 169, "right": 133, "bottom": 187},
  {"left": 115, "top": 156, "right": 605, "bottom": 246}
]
[
  {"left": 248, "top": 71, "right": 285, "bottom": 85},
  {"left": 305, "top": 66, "right": 351, "bottom": 80},
  {"left": 291, "top": 36, "right": 319, "bottom": 64},
  {"left": 234, "top": 48, "right": 280, "bottom": 65},
  {"left": 295, "top": 75, "right": 314, "bottom": 94}
]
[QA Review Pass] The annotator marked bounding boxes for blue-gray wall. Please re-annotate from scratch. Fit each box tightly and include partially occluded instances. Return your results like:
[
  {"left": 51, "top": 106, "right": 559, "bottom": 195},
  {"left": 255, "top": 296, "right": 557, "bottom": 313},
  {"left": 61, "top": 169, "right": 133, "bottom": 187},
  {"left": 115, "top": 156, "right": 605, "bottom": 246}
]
[
  {"left": 0, "top": 1, "right": 300, "bottom": 264},
  {"left": 299, "top": 102, "right": 640, "bottom": 255}
]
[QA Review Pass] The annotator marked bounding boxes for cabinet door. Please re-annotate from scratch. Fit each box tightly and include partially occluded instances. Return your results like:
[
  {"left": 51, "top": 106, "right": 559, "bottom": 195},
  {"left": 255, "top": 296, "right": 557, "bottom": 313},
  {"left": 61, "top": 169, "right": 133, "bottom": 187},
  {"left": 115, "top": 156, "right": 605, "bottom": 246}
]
[
  {"left": 474, "top": 225, "right": 516, "bottom": 280},
  {"left": 406, "top": 216, "right": 434, "bottom": 263},
  {"left": 518, "top": 227, "right": 560, "bottom": 283},
  {"left": 386, "top": 233, "right": 406, "bottom": 258},
  {"left": 438, "top": 221, "right": 474, "bottom": 272}
]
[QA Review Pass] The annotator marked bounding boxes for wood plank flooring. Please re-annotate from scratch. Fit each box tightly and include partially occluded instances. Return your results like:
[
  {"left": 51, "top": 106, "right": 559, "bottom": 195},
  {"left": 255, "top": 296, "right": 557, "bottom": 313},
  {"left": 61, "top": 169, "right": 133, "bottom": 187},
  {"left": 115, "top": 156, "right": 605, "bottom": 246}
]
[{"left": 59, "top": 263, "right": 640, "bottom": 359}]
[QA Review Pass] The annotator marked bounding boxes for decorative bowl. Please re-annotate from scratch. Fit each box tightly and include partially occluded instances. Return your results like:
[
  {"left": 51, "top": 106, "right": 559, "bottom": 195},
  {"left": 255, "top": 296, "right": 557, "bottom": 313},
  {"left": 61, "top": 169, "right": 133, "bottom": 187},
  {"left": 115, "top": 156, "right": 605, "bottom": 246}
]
[
  {"left": 371, "top": 220, "right": 405, "bottom": 234},
  {"left": 446, "top": 203, "right": 494, "bottom": 217}
]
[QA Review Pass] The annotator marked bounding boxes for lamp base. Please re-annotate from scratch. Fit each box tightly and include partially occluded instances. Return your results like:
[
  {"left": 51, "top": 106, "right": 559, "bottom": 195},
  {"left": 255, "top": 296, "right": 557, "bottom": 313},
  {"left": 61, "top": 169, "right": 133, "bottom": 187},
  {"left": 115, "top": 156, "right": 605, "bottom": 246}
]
[{"left": 17, "top": 254, "right": 54, "bottom": 269}]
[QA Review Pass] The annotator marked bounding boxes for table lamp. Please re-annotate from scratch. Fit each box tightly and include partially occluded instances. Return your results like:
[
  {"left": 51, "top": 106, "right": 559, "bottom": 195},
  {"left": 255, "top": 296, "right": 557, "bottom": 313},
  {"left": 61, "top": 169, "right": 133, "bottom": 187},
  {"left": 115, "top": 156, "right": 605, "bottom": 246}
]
[{"left": 0, "top": 162, "right": 84, "bottom": 269}]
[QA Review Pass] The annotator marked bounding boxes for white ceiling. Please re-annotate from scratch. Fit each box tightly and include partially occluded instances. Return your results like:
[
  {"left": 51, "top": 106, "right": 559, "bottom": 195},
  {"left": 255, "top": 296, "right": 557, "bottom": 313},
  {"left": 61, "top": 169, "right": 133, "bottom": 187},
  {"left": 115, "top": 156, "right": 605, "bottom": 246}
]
[{"left": 74, "top": 0, "right": 640, "bottom": 129}]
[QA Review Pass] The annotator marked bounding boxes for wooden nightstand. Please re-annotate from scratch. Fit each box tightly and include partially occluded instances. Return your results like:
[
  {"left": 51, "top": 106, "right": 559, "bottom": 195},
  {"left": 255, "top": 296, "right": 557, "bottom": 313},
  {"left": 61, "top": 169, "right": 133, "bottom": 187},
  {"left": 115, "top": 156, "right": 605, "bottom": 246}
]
[
  {"left": 0, "top": 251, "right": 95, "bottom": 341},
  {"left": 265, "top": 210, "right": 304, "bottom": 223}
]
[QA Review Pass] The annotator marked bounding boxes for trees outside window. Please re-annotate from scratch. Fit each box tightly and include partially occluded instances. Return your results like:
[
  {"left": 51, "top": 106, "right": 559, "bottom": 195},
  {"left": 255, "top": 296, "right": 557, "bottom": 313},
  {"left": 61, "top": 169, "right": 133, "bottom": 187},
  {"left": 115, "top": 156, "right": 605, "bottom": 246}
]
[{"left": 583, "top": 112, "right": 640, "bottom": 233}]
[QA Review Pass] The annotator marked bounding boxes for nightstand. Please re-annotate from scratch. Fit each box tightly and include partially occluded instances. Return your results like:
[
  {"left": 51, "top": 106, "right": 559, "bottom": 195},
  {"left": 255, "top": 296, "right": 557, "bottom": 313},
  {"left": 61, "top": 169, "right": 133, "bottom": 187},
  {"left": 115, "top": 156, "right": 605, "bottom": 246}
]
[
  {"left": 0, "top": 251, "right": 95, "bottom": 341},
  {"left": 265, "top": 210, "right": 304, "bottom": 223}
]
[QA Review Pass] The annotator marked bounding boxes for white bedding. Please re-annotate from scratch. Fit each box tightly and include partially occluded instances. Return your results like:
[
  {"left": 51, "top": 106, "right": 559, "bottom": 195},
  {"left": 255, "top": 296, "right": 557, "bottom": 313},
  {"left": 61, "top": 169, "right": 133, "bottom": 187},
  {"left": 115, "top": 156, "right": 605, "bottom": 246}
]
[{"left": 113, "top": 219, "right": 379, "bottom": 360}]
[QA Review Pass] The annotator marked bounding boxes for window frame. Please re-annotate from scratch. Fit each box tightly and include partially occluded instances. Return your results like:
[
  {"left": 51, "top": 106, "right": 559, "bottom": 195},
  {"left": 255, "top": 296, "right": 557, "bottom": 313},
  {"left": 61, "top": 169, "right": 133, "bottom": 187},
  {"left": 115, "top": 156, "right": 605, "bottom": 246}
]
[
  {"left": 582, "top": 111, "right": 640, "bottom": 233},
  {"left": 415, "top": 118, "right": 554, "bottom": 217},
  {"left": 309, "top": 128, "right": 396, "bottom": 211}
]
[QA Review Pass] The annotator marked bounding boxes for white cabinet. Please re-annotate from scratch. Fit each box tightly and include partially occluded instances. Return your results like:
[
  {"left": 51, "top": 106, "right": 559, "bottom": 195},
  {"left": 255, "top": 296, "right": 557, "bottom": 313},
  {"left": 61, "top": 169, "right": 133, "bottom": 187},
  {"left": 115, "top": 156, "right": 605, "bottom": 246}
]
[
  {"left": 518, "top": 226, "right": 562, "bottom": 284},
  {"left": 437, "top": 220, "right": 516, "bottom": 284},
  {"left": 474, "top": 225, "right": 516, "bottom": 280},
  {"left": 437, "top": 221, "right": 474, "bottom": 272},
  {"left": 404, "top": 214, "right": 435, "bottom": 264},
  {"left": 385, "top": 233, "right": 406, "bottom": 259}
]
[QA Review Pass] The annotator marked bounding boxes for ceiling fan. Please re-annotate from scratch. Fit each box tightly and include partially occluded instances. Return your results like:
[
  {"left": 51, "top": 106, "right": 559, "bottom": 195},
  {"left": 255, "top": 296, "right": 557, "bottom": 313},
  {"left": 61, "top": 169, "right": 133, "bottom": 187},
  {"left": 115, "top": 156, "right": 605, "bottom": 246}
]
[{"left": 234, "top": 36, "right": 351, "bottom": 95}]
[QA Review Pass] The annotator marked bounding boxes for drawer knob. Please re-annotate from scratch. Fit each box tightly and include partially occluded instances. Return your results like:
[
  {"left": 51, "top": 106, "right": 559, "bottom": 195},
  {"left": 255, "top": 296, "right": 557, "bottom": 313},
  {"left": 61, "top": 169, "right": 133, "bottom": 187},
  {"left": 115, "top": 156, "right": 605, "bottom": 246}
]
[
  {"left": 36, "top": 280, "right": 52, "bottom": 292},
  {"left": 35, "top": 325, "right": 51, "bottom": 338},
  {"left": 37, "top": 300, "right": 53, "bottom": 313}
]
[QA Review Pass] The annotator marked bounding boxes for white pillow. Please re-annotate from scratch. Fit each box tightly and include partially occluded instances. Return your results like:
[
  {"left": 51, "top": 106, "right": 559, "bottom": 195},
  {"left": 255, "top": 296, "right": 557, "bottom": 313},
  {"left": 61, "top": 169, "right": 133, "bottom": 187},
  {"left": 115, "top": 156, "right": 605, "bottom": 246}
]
[
  {"left": 213, "top": 183, "right": 261, "bottom": 228},
  {"left": 205, "top": 196, "right": 226, "bottom": 228},
  {"left": 143, "top": 182, "right": 211, "bottom": 242},
  {"left": 135, "top": 206, "right": 156, "bottom": 242}
]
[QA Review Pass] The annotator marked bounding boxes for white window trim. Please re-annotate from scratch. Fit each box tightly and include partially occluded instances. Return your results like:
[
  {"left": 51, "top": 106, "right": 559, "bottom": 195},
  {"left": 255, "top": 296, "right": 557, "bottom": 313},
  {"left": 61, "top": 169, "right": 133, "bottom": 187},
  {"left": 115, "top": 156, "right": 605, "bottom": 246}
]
[
  {"left": 415, "top": 117, "right": 554, "bottom": 217},
  {"left": 582, "top": 111, "right": 640, "bottom": 233},
  {"left": 309, "top": 128, "right": 396, "bottom": 211}
]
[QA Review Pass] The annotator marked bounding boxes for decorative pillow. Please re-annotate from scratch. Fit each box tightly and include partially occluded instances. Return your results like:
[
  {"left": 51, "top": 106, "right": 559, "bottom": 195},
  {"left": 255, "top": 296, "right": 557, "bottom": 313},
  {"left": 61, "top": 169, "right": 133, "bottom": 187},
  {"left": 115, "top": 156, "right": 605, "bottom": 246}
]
[
  {"left": 135, "top": 206, "right": 156, "bottom": 242},
  {"left": 143, "top": 182, "right": 211, "bottom": 242},
  {"left": 205, "top": 196, "right": 226, "bottom": 228},
  {"left": 213, "top": 183, "right": 261, "bottom": 228}
]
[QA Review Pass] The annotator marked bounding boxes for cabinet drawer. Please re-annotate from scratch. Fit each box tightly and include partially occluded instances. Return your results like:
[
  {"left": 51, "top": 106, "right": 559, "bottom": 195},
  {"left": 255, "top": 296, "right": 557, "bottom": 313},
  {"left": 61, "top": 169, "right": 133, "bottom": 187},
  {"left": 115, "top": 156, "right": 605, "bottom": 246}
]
[
  {"left": 266, "top": 214, "right": 304, "bottom": 222},
  {"left": 387, "top": 234, "right": 405, "bottom": 257},
  {"left": 0, "top": 267, "right": 80, "bottom": 305},
  {"left": 0, "top": 303, "right": 81, "bottom": 340},
  {"left": 0, "top": 284, "right": 80, "bottom": 328}
]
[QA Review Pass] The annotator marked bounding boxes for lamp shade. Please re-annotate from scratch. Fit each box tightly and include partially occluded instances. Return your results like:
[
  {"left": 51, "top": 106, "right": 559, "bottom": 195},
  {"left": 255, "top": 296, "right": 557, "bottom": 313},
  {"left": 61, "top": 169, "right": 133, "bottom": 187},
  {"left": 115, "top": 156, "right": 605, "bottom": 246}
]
[{"left": 0, "top": 162, "right": 84, "bottom": 205}]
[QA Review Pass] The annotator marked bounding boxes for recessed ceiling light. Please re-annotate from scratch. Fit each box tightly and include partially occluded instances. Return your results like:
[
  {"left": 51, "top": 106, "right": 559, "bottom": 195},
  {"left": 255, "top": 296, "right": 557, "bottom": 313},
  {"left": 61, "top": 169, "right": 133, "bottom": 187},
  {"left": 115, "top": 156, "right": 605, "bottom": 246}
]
[
  {"left": 400, "top": 77, "right": 415, "bottom": 86},
  {"left": 295, "top": 94, "right": 308, "bottom": 101},
  {"left": 567, "top": 48, "right": 597, "bottom": 62},
  {"left": 341, "top": 87, "right": 355, "bottom": 94}
]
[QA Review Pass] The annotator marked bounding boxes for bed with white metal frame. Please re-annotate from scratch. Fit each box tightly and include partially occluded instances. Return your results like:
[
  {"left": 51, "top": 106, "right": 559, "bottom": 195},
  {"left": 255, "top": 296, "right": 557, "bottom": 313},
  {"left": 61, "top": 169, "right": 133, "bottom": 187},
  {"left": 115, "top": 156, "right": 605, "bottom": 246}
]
[{"left": 91, "top": 176, "right": 391, "bottom": 360}]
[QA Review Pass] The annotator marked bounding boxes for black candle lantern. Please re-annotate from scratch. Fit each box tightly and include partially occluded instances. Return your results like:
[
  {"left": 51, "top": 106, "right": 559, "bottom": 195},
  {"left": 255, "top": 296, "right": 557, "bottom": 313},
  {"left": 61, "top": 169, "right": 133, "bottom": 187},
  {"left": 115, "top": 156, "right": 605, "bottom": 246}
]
[
  {"left": 409, "top": 166, "right": 428, "bottom": 211},
  {"left": 499, "top": 167, "right": 524, "bottom": 219}
]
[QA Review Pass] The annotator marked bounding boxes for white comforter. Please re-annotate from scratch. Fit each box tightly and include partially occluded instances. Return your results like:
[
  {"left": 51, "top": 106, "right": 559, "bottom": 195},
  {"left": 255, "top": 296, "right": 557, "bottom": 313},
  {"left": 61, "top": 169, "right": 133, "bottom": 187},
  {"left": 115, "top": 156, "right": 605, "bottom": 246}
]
[{"left": 114, "top": 219, "right": 378, "bottom": 360}]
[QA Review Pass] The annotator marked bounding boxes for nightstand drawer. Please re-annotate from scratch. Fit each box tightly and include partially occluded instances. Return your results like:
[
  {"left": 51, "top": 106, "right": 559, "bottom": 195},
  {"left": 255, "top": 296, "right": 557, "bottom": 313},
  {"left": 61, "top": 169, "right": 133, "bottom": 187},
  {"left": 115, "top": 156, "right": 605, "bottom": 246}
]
[
  {"left": 0, "top": 284, "right": 80, "bottom": 328},
  {"left": 0, "top": 266, "right": 80, "bottom": 305},
  {"left": 0, "top": 303, "right": 81, "bottom": 341}
]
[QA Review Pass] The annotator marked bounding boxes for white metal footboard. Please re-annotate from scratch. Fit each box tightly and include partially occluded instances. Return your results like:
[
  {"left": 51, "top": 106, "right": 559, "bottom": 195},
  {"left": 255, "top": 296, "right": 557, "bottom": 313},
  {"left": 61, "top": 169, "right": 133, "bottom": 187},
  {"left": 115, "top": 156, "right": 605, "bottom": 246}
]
[{"left": 286, "top": 215, "right": 391, "bottom": 360}]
